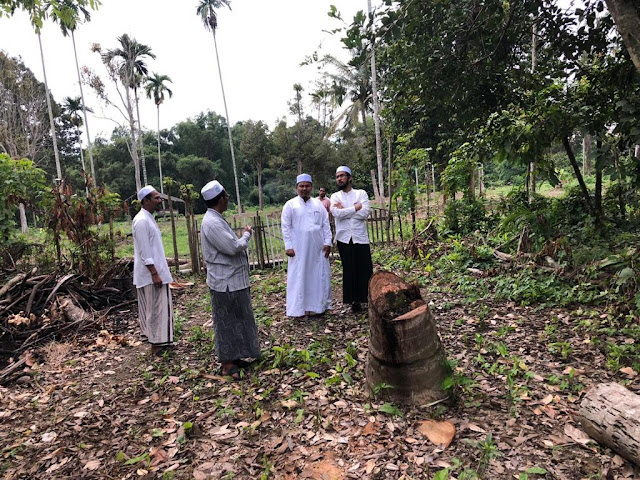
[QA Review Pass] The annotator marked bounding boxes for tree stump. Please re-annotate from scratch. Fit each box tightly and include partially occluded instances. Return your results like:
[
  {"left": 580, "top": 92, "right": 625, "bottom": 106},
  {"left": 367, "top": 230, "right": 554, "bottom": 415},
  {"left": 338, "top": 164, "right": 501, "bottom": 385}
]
[
  {"left": 578, "top": 382, "right": 640, "bottom": 466},
  {"left": 365, "top": 271, "right": 449, "bottom": 405}
]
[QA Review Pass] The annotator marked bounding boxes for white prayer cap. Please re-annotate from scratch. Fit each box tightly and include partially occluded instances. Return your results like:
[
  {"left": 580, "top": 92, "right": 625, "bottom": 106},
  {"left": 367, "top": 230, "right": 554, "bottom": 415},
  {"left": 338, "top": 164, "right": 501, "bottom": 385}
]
[
  {"left": 137, "top": 185, "right": 155, "bottom": 201},
  {"left": 201, "top": 180, "right": 224, "bottom": 201},
  {"left": 336, "top": 165, "right": 352, "bottom": 176},
  {"left": 296, "top": 173, "right": 312, "bottom": 184}
]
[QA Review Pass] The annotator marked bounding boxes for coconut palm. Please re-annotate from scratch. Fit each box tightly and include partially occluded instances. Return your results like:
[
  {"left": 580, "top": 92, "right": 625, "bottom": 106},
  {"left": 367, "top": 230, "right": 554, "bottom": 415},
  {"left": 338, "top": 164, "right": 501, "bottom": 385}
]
[
  {"left": 196, "top": 0, "right": 242, "bottom": 212},
  {"left": 53, "top": 0, "right": 96, "bottom": 183},
  {"left": 102, "top": 34, "right": 155, "bottom": 191},
  {"left": 63, "top": 96, "right": 94, "bottom": 192},
  {"left": 322, "top": 53, "right": 372, "bottom": 135},
  {"left": 144, "top": 73, "right": 173, "bottom": 195}
]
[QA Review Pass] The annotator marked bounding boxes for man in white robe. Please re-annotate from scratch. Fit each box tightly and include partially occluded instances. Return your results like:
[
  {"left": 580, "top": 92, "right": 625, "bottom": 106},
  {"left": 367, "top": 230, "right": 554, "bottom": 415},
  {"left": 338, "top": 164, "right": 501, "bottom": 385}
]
[
  {"left": 132, "top": 185, "right": 174, "bottom": 357},
  {"left": 281, "top": 174, "right": 332, "bottom": 318}
]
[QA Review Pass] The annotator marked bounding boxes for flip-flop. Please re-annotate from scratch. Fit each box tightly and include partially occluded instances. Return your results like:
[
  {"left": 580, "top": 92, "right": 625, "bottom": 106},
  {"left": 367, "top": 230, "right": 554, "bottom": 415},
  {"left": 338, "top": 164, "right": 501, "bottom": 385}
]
[{"left": 219, "top": 364, "right": 243, "bottom": 381}]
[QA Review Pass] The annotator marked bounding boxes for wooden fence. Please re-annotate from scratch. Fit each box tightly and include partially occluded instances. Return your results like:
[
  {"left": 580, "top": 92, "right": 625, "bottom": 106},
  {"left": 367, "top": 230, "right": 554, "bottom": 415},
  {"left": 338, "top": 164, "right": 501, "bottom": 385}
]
[{"left": 226, "top": 207, "right": 399, "bottom": 270}]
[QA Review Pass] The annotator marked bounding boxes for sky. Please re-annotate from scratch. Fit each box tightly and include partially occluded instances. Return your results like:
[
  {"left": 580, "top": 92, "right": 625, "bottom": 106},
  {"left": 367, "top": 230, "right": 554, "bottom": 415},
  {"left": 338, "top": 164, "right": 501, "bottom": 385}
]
[{"left": 0, "top": 0, "right": 365, "bottom": 141}]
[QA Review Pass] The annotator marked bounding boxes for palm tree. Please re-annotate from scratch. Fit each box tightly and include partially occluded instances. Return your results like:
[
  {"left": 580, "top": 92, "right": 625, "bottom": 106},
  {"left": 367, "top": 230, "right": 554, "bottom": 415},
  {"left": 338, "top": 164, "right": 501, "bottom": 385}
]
[
  {"left": 102, "top": 34, "right": 155, "bottom": 191},
  {"left": 63, "top": 96, "right": 94, "bottom": 193},
  {"left": 54, "top": 0, "right": 96, "bottom": 183},
  {"left": 322, "top": 53, "right": 372, "bottom": 135},
  {"left": 144, "top": 73, "right": 173, "bottom": 195},
  {"left": 196, "top": 0, "right": 242, "bottom": 212}
]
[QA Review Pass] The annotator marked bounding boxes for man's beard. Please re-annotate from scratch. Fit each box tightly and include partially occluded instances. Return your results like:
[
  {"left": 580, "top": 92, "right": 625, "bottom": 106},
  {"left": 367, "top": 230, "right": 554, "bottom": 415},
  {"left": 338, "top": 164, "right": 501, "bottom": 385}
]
[{"left": 337, "top": 181, "right": 350, "bottom": 191}]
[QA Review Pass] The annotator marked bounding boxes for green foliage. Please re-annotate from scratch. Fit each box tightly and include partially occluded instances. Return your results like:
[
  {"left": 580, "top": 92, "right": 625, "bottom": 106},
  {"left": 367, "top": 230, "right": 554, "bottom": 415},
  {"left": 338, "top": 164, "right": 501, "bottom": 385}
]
[
  {"left": 0, "top": 155, "right": 48, "bottom": 241},
  {"left": 442, "top": 199, "right": 488, "bottom": 236}
]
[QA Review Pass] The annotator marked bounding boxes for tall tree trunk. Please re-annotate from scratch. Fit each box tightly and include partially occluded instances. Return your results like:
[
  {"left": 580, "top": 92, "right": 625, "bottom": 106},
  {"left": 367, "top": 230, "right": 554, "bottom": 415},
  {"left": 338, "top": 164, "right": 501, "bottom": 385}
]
[
  {"left": 368, "top": 0, "right": 384, "bottom": 198},
  {"left": 124, "top": 85, "right": 142, "bottom": 192},
  {"left": 19, "top": 203, "right": 28, "bottom": 234},
  {"left": 134, "top": 86, "right": 147, "bottom": 186},
  {"left": 595, "top": 138, "right": 603, "bottom": 223},
  {"left": 257, "top": 168, "right": 263, "bottom": 210},
  {"left": 78, "top": 133, "right": 89, "bottom": 196},
  {"left": 562, "top": 136, "right": 594, "bottom": 216},
  {"left": 583, "top": 134, "right": 592, "bottom": 174},
  {"left": 528, "top": 20, "right": 538, "bottom": 204},
  {"left": 604, "top": 0, "right": 640, "bottom": 72},
  {"left": 38, "top": 33, "right": 62, "bottom": 181},
  {"left": 156, "top": 105, "right": 164, "bottom": 195},
  {"left": 212, "top": 30, "right": 242, "bottom": 212},
  {"left": 72, "top": 30, "right": 95, "bottom": 183}
]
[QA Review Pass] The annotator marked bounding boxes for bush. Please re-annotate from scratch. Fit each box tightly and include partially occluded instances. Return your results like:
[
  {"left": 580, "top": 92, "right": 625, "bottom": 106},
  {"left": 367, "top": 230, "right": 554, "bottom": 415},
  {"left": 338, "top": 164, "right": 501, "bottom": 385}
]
[{"left": 442, "top": 198, "right": 489, "bottom": 235}]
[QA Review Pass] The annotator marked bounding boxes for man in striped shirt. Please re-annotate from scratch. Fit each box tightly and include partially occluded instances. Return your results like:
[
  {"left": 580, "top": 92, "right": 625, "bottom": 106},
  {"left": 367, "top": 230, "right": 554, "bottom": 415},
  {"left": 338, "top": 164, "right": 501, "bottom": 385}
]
[{"left": 200, "top": 180, "right": 260, "bottom": 380}]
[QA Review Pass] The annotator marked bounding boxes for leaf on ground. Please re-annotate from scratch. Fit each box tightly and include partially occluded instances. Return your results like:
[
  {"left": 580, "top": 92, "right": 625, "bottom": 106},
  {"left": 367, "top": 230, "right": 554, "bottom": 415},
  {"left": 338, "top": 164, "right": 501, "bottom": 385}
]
[
  {"left": 619, "top": 367, "right": 637, "bottom": 377},
  {"left": 416, "top": 420, "right": 455, "bottom": 447},
  {"left": 563, "top": 424, "right": 592, "bottom": 445},
  {"left": 361, "top": 421, "right": 379, "bottom": 436},
  {"left": 82, "top": 460, "right": 101, "bottom": 471}
]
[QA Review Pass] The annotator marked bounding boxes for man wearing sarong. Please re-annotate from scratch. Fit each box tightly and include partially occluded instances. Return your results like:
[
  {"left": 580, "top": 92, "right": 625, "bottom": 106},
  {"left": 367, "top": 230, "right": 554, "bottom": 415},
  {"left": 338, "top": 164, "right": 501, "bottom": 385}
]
[
  {"left": 330, "top": 166, "right": 373, "bottom": 313},
  {"left": 200, "top": 180, "right": 260, "bottom": 380},
  {"left": 281, "top": 174, "right": 332, "bottom": 318},
  {"left": 132, "top": 185, "right": 174, "bottom": 356}
]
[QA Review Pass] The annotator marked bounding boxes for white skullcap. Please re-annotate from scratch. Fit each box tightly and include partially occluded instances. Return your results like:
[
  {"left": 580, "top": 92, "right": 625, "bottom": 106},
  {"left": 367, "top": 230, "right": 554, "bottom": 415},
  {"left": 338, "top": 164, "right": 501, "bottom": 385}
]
[
  {"left": 336, "top": 165, "right": 352, "bottom": 176},
  {"left": 137, "top": 185, "right": 155, "bottom": 201},
  {"left": 296, "top": 173, "right": 312, "bottom": 184},
  {"left": 201, "top": 180, "right": 224, "bottom": 201}
]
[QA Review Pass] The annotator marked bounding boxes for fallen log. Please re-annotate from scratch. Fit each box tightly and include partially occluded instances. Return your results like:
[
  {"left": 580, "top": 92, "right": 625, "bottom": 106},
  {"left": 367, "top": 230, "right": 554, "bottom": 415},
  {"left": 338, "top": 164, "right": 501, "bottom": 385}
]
[
  {"left": 366, "top": 271, "right": 449, "bottom": 405},
  {"left": 0, "top": 267, "right": 37, "bottom": 298},
  {"left": 578, "top": 382, "right": 640, "bottom": 466}
]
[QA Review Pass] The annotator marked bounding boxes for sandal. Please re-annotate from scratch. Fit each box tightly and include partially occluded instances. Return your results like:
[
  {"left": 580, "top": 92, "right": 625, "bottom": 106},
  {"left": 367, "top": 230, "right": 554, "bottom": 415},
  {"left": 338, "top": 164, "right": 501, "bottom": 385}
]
[{"left": 219, "top": 364, "right": 243, "bottom": 381}]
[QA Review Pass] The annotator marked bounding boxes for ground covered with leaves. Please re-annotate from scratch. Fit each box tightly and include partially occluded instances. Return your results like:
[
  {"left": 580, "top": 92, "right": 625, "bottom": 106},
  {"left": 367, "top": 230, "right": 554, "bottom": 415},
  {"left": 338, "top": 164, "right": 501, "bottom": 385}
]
[{"left": 1, "top": 248, "right": 639, "bottom": 480}]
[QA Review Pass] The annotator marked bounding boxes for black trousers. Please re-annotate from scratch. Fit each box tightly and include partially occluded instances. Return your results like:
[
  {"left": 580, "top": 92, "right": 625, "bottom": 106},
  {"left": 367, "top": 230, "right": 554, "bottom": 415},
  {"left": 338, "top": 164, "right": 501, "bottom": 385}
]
[{"left": 336, "top": 240, "right": 373, "bottom": 304}]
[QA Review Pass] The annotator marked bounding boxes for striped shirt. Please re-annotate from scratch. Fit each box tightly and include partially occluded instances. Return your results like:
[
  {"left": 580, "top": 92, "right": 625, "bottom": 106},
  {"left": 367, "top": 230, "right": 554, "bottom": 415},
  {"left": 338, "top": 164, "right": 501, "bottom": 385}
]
[{"left": 200, "top": 209, "right": 252, "bottom": 293}]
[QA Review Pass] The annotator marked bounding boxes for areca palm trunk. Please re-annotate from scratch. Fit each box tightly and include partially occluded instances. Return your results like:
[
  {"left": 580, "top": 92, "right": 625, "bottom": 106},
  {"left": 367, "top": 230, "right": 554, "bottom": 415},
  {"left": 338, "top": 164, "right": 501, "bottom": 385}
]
[
  {"left": 125, "top": 84, "right": 142, "bottom": 191},
  {"left": 72, "top": 30, "right": 95, "bottom": 183},
  {"left": 368, "top": 0, "right": 384, "bottom": 199},
  {"left": 156, "top": 104, "right": 164, "bottom": 195},
  {"left": 134, "top": 86, "right": 148, "bottom": 185},
  {"left": 211, "top": 29, "right": 241, "bottom": 212},
  {"left": 38, "top": 32, "right": 62, "bottom": 181}
]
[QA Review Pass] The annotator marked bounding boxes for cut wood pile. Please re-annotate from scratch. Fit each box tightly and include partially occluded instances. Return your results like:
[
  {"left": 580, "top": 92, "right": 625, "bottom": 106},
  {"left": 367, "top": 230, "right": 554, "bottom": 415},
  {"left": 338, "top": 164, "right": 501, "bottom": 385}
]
[{"left": 0, "top": 258, "right": 135, "bottom": 368}]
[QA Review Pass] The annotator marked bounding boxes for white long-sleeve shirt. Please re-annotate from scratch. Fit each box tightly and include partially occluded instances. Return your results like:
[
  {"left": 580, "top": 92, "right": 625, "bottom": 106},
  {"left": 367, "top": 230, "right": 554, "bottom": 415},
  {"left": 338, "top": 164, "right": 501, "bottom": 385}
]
[
  {"left": 132, "top": 209, "right": 173, "bottom": 287},
  {"left": 330, "top": 188, "right": 371, "bottom": 244}
]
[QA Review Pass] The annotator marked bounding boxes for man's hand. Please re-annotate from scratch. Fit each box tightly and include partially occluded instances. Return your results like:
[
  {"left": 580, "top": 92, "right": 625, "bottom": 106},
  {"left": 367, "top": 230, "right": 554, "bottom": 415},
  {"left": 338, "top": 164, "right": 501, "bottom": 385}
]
[
  {"left": 354, "top": 202, "right": 362, "bottom": 211},
  {"left": 333, "top": 201, "right": 344, "bottom": 209},
  {"left": 152, "top": 272, "right": 162, "bottom": 287},
  {"left": 286, "top": 249, "right": 295, "bottom": 257},
  {"left": 322, "top": 245, "right": 331, "bottom": 258},
  {"left": 244, "top": 225, "right": 252, "bottom": 234}
]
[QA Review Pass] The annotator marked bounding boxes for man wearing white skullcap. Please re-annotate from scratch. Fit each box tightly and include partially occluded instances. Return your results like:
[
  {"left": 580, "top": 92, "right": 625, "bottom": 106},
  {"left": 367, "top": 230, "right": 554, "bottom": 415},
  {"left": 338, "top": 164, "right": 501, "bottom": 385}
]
[
  {"left": 132, "top": 186, "right": 175, "bottom": 356},
  {"left": 281, "top": 173, "right": 332, "bottom": 318},
  {"left": 330, "top": 166, "right": 373, "bottom": 313},
  {"left": 200, "top": 180, "right": 260, "bottom": 379}
]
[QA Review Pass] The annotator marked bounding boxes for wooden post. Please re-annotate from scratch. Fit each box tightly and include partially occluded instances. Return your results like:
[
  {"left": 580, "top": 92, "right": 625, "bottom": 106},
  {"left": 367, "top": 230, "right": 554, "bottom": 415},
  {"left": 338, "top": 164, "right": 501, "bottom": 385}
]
[{"left": 366, "top": 271, "right": 449, "bottom": 405}]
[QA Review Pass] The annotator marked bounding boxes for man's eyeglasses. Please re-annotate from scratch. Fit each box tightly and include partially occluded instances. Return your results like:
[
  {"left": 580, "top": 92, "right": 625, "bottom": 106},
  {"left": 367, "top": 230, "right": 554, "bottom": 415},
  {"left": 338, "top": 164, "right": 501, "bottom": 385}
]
[{"left": 336, "top": 174, "right": 348, "bottom": 179}]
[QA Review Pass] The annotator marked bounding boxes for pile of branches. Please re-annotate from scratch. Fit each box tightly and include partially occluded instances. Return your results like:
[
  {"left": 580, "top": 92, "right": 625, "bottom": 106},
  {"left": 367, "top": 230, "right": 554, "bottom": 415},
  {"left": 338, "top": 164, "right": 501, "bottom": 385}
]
[{"left": 0, "top": 258, "right": 135, "bottom": 362}]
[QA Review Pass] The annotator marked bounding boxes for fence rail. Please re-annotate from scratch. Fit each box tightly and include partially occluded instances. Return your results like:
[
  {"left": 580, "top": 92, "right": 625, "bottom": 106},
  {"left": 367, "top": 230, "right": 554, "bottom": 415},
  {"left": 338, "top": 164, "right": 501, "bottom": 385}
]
[{"left": 225, "top": 207, "right": 398, "bottom": 270}]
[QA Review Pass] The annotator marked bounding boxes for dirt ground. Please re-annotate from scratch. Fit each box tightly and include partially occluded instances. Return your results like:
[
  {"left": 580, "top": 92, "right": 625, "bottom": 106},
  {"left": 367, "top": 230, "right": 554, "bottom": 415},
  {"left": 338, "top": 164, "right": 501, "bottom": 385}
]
[{"left": 1, "top": 261, "right": 639, "bottom": 479}]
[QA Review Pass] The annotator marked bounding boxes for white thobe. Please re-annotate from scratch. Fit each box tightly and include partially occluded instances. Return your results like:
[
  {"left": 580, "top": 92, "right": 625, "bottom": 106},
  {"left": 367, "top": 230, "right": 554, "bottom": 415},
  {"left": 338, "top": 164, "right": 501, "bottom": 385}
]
[{"left": 281, "top": 196, "right": 332, "bottom": 317}]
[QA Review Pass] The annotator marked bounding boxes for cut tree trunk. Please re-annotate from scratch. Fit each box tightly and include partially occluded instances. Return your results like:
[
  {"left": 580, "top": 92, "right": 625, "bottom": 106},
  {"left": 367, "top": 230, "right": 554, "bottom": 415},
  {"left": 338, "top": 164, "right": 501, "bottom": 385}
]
[
  {"left": 365, "top": 271, "right": 449, "bottom": 405},
  {"left": 578, "top": 382, "right": 640, "bottom": 466}
]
